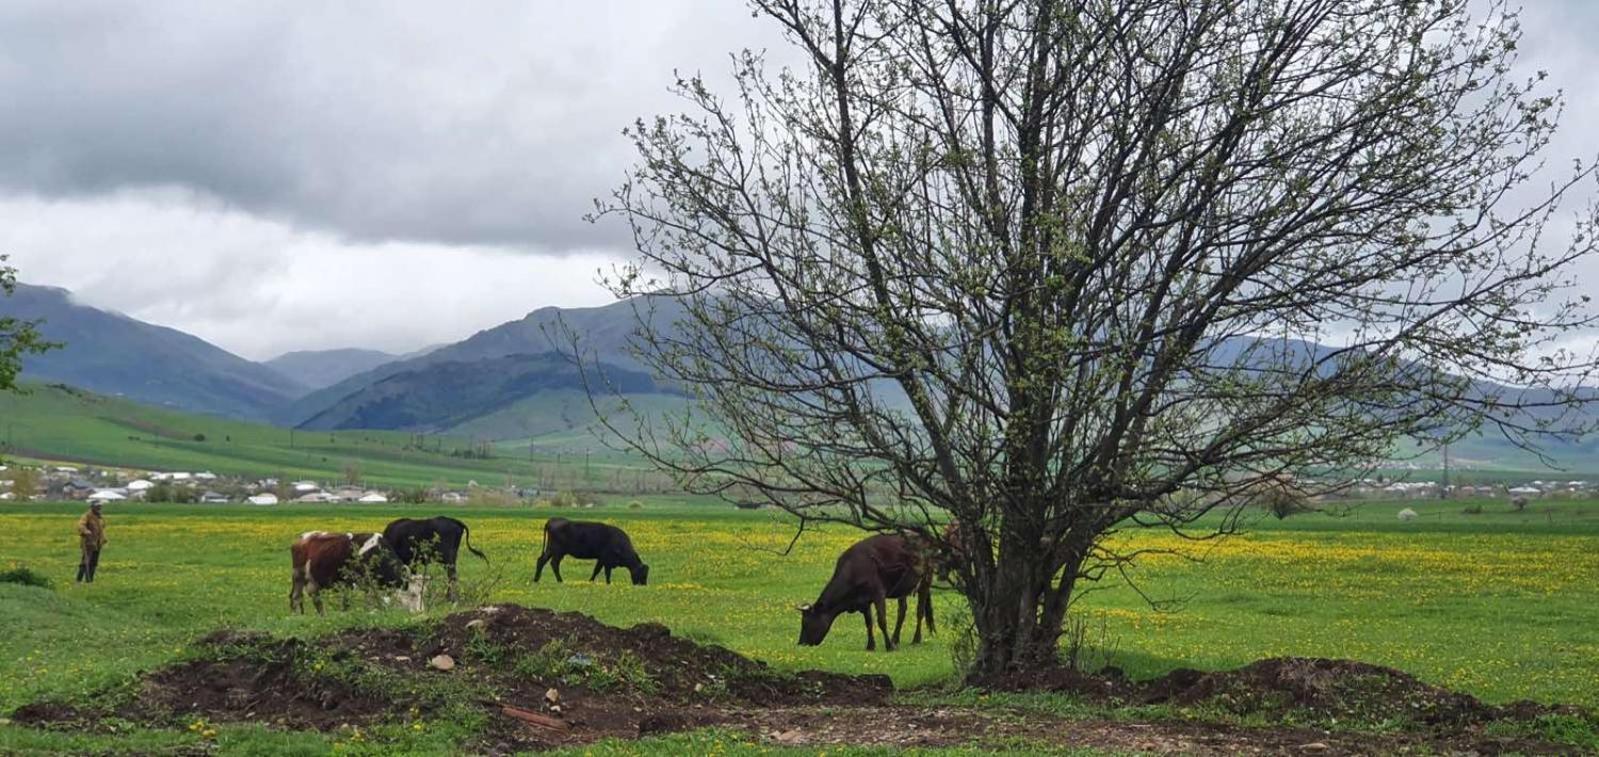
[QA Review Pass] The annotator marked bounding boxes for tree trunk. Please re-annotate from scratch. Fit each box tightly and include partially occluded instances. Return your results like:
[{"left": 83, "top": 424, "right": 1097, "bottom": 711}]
[{"left": 966, "top": 524, "right": 1084, "bottom": 678}]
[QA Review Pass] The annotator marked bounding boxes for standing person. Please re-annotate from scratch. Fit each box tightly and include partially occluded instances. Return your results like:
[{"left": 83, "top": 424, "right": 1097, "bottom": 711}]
[{"left": 76, "top": 502, "right": 106, "bottom": 583}]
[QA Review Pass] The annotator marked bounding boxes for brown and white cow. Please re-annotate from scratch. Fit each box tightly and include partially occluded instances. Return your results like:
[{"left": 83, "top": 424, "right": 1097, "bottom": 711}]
[
  {"left": 797, "top": 533, "right": 934, "bottom": 651},
  {"left": 289, "top": 531, "right": 425, "bottom": 615}
]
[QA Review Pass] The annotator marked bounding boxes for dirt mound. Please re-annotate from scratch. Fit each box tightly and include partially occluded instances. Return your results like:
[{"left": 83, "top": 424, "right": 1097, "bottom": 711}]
[
  {"left": 1142, "top": 657, "right": 1493, "bottom": 726},
  {"left": 979, "top": 655, "right": 1587, "bottom": 735},
  {"left": 425, "top": 605, "right": 889, "bottom": 708},
  {"left": 13, "top": 605, "right": 893, "bottom": 751}
]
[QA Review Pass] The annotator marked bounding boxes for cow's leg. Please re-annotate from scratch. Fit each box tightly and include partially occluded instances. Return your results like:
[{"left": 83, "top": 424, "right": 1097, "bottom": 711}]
[
  {"left": 919, "top": 584, "right": 935, "bottom": 641},
  {"left": 604, "top": 565, "right": 614, "bottom": 584},
  {"left": 534, "top": 551, "right": 550, "bottom": 582},
  {"left": 440, "top": 541, "right": 461, "bottom": 601},
  {"left": 550, "top": 555, "right": 564, "bottom": 583},
  {"left": 892, "top": 595, "right": 908, "bottom": 646},
  {"left": 875, "top": 594, "right": 894, "bottom": 651},
  {"left": 290, "top": 571, "right": 304, "bottom": 614},
  {"left": 863, "top": 606, "right": 876, "bottom": 651},
  {"left": 311, "top": 582, "right": 326, "bottom": 616},
  {"left": 589, "top": 561, "right": 604, "bottom": 582}
]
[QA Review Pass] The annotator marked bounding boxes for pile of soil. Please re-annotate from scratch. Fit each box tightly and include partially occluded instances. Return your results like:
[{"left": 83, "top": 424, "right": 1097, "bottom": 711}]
[
  {"left": 424, "top": 604, "right": 890, "bottom": 708},
  {"left": 13, "top": 605, "right": 892, "bottom": 752},
  {"left": 1143, "top": 657, "right": 1494, "bottom": 726},
  {"left": 11, "top": 607, "right": 1592, "bottom": 754},
  {"left": 977, "top": 655, "right": 1587, "bottom": 734}
]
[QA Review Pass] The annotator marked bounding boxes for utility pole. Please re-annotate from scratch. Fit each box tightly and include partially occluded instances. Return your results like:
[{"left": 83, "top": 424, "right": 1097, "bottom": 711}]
[{"left": 1440, "top": 439, "right": 1450, "bottom": 499}]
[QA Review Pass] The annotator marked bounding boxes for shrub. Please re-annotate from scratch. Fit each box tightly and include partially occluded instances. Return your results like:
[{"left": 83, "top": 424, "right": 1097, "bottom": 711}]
[
  {"left": 0, "top": 564, "right": 52, "bottom": 589},
  {"left": 146, "top": 481, "right": 197, "bottom": 504},
  {"left": 556, "top": 490, "right": 603, "bottom": 507},
  {"left": 1461, "top": 504, "right": 1484, "bottom": 515}
]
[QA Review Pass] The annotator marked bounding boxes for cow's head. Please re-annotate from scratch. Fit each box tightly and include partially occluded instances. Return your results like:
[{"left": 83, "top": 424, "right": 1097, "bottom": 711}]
[
  {"left": 355, "top": 534, "right": 407, "bottom": 588},
  {"left": 796, "top": 602, "right": 837, "bottom": 646},
  {"left": 628, "top": 562, "right": 650, "bottom": 586}
]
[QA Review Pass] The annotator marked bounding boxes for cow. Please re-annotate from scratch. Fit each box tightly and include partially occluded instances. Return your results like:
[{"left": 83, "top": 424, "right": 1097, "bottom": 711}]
[
  {"left": 937, "top": 521, "right": 969, "bottom": 584},
  {"left": 534, "top": 518, "right": 649, "bottom": 586},
  {"left": 288, "top": 531, "right": 424, "bottom": 615},
  {"left": 381, "top": 516, "right": 489, "bottom": 601},
  {"left": 797, "top": 533, "right": 934, "bottom": 652}
]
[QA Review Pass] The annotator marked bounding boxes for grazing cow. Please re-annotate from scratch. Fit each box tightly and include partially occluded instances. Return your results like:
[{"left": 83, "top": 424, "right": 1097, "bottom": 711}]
[
  {"left": 798, "top": 533, "right": 934, "bottom": 651},
  {"left": 288, "top": 531, "right": 423, "bottom": 615},
  {"left": 534, "top": 518, "right": 649, "bottom": 585},
  {"left": 381, "top": 516, "right": 489, "bottom": 600},
  {"left": 937, "top": 521, "right": 967, "bottom": 583}
]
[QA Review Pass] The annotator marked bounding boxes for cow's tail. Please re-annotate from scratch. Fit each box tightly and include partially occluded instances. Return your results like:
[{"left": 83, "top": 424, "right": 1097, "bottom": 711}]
[{"left": 461, "top": 523, "right": 489, "bottom": 565}]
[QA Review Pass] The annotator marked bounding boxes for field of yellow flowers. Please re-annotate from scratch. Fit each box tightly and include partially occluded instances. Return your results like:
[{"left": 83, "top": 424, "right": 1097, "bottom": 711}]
[{"left": 2, "top": 497, "right": 1595, "bottom": 721}]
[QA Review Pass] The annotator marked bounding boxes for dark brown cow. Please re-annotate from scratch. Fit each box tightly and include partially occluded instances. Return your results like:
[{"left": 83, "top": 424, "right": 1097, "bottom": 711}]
[
  {"left": 288, "top": 531, "right": 419, "bottom": 615},
  {"left": 937, "top": 521, "right": 968, "bottom": 583},
  {"left": 797, "top": 533, "right": 934, "bottom": 651}
]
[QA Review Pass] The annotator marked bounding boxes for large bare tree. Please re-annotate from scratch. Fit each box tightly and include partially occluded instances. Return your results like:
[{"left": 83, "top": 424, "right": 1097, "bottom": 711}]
[{"left": 591, "top": 0, "right": 1599, "bottom": 675}]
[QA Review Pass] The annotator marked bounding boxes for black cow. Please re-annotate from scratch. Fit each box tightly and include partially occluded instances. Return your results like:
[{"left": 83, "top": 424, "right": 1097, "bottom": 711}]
[
  {"left": 798, "top": 533, "right": 933, "bottom": 651},
  {"left": 382, "top": 516, "right": 488, "bottom": 601},
  {"left": 534, "top": 518, "right": 649, "bottom": 585}
]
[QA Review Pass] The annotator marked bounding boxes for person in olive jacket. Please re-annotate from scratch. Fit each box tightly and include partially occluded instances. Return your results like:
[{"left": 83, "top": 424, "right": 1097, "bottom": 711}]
[{"left": 76, "top": 502, "right": 107, "bottom": 583}]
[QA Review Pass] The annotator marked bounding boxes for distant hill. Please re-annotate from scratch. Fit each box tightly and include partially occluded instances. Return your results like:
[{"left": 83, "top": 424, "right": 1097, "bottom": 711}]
[
  {"left": 296, "top": 351, "right": 678, "bottom": 432},
  {"left": 265, "top": 348, "right": 398, "bottom": 390},
  {"left": 279, "top": 297, "right": 685, "bottom": 426},
  {"left": 0, "top": 382, "right": 643, "bottom": 489},
  {"left": 0, "top": 284, "right": 307, "bottom": 421}
]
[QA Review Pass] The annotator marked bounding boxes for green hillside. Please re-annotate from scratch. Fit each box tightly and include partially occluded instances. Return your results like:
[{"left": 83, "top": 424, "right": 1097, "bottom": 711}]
[
  {"left": 0, "top": 383, "right": 655, "bottom": 490},
  {"left": 296, "top": 352, "right": 676, "bottom": 433},
  {"left": 278, "top": 296, "right": 686, "bottom": 426}
]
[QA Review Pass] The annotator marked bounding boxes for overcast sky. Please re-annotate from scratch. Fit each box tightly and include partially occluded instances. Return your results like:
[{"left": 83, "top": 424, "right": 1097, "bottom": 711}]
[{"left": 1, "top": 1, "right": 1595, "bottom": 360}]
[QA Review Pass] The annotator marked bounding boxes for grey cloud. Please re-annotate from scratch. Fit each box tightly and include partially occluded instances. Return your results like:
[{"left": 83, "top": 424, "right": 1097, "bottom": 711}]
[{"left": 0, "top": 0, "right": 783, "bottom": 250}]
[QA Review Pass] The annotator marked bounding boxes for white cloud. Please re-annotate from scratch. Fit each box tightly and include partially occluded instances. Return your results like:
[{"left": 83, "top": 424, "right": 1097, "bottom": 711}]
[{"left": 0, "top": 189, "right": 622, "bottom": 359}]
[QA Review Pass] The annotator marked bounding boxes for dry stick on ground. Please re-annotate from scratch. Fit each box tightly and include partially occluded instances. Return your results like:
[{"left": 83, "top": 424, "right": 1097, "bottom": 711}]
[{"left": 496, "top": 704, "right": 570, "bottom": 731}]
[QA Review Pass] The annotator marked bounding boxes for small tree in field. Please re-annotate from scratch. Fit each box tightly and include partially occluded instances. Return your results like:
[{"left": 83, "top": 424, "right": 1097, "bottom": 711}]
[
  {"left": 1, "top": 255, "right": 56, "bottom": 395},
  {"left": 591, "top": 0, "right": 1598, "bottom": 676}
]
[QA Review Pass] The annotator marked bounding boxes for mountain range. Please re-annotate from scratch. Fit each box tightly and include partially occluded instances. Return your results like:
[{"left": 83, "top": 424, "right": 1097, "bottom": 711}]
[
  {"left": 0, "top": 284, "right": 306, "bottom": 421},
  {"left": 0, "top": 283, "right": 683, "bottom": 438},
  {"left": 263, "top": 348, "right": 398, "bottom": 390},
  {"left": 4, "top": 281, "right": 1597, "bottom": 472}
]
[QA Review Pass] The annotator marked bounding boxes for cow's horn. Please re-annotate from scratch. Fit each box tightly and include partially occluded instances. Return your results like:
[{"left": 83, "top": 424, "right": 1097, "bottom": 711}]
[{"left": 795, "top": 603, "right": 812, "bottom": 612}]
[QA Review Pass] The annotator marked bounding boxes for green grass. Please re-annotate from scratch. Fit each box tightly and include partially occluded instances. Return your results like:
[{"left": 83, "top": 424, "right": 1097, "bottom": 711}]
[
  {"left": 1, "top": 497, "right": 1595, "bottom": 754},
  {"left": 0, "top": 383, "right": 658, "bottom": 490}
]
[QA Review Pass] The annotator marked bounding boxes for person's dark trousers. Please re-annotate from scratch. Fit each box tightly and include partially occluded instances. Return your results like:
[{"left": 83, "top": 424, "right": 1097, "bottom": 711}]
[{"left": 77, "top": 548, "right": 101, "bottom": 583}]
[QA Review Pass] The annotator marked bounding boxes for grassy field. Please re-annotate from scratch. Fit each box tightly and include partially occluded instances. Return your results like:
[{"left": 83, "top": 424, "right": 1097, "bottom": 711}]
[
  {"left": 2, "top": 496, "right": 1596, "bottom": 754},
  {"left": 0, "top": 384, "right": 661, "bottom": 491}
]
